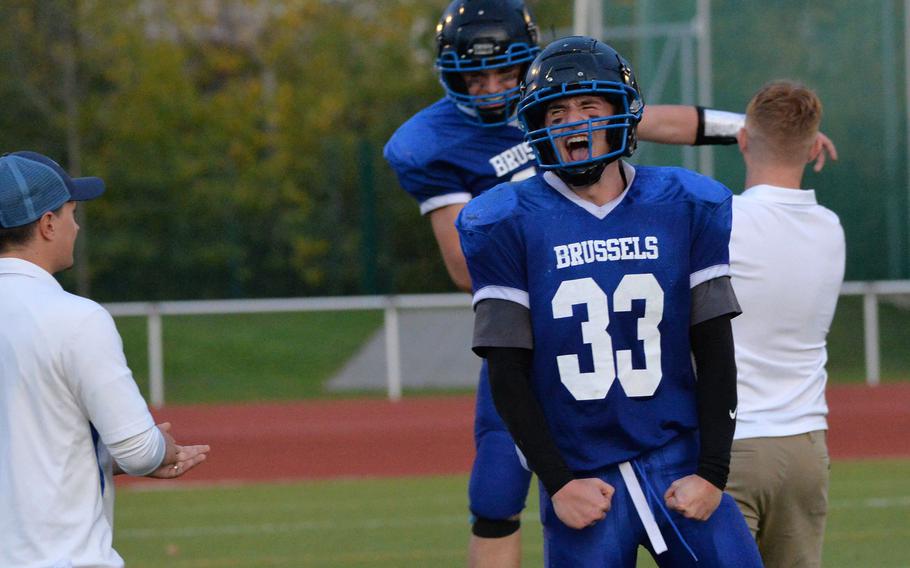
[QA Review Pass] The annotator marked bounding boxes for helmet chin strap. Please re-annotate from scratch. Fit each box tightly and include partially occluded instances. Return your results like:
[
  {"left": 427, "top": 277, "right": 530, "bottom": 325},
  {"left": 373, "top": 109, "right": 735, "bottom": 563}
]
[
  {"left": 555, "top": 161, "right": 608, "bottom": 187},
  {"left": 478, "top": 106, "right": 510, "bottom": 124},
  {"left": 555, "top": 155, "right": 627, "bottom": 188}
]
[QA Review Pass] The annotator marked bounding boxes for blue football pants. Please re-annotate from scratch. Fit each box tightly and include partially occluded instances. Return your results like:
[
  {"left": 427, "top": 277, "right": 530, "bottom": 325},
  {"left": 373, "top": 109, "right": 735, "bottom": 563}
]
[
  {"left": 468, "top": 362, "right": 533, "bottom": 522},
  {"left": 539, "top": 431, "right": 763, "bottom": 567}
]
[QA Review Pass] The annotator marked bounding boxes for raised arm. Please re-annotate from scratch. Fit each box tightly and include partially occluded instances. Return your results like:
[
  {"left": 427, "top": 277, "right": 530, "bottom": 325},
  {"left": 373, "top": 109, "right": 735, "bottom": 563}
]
[
  {"left": 638, "top": 105, "right": 741, "bottom": 146},
  {"left": 640, "top": 104, "right": 839, "bottom": 172},
  {"left": 637, "top": 105, "right": 701, "bottom": 144}
]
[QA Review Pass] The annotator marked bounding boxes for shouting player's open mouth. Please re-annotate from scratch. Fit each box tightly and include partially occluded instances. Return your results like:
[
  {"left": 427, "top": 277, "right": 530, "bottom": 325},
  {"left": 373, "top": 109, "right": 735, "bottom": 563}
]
[{"left": 563, "top": 134, "right": 592, "bottom": 162}]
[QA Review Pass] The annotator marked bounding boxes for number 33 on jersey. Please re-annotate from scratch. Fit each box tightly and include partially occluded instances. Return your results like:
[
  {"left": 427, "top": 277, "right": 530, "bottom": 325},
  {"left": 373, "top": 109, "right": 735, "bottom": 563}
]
[
  {"left": 457, "top": 164, "right": 735, "bottom": 471},
  {"left": 554, "top": 273, "right": 663, "bottom": 401}
]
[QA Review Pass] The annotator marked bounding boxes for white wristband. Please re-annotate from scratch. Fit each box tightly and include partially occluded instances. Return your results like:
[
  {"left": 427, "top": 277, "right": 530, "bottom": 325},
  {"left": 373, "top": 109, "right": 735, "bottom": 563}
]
[{"left": 703, "top": 108, "right": 745, "bottom": 139}]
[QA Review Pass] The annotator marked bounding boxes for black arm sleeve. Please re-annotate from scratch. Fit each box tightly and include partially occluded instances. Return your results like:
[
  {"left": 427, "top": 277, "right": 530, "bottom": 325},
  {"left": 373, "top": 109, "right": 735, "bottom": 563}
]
[
  {"left": 483, "top": 346, "right": 575, "bottom": 496},
  {"left": 690, "top": 313, "right": 738, "bottom": 490}
]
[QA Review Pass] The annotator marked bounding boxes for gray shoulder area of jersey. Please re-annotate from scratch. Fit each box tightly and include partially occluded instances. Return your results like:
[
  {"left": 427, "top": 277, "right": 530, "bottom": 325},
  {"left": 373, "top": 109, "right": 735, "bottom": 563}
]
[
  {"left": 691, "top": 276, "right": 740, "bottom": 326},
  {"left": 472, "top": 298, "right": 534, "bottom": 351}
]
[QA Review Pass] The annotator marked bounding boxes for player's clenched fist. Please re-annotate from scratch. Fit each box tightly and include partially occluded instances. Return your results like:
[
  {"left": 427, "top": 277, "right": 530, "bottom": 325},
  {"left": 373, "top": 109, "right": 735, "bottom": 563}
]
[
  {"left": 664, "top": 474, "right": 722, "bottom": 521},
  {"left": 552, "top": 478, "right": 614, "bottom": 529}
]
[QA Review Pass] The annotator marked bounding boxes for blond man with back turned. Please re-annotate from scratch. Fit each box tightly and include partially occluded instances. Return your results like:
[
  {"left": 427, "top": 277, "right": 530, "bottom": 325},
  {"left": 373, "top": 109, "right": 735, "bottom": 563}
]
[{"left": 726, "top": 81, "right": 846, "bottom": 567}]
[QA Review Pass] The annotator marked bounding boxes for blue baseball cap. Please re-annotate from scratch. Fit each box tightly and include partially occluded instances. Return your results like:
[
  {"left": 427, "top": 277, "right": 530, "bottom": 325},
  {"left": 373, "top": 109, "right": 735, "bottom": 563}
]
[{"left": 0, "top": 151, "right": 105, "bottom": 229}]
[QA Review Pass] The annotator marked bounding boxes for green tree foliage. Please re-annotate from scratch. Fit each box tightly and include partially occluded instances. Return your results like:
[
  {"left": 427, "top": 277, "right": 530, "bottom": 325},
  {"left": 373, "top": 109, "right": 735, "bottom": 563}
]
[
  {"left": 22, "top": 2, "right": 904, "bottom": 299},
  {"left": 0, "top": 0, "right": 446, "bottom": 299},
  {"left": 0, "top": 0, "right": 577, "bottom": 301},
  {"left": 0, "top": 0, "right": 573, "bottom": 300}
]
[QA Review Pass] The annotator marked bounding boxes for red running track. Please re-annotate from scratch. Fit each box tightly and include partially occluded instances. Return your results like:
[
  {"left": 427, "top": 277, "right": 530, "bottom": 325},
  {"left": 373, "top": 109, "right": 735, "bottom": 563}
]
[{"left": 117, "top": 382, "right": 910, "bottom": 487}]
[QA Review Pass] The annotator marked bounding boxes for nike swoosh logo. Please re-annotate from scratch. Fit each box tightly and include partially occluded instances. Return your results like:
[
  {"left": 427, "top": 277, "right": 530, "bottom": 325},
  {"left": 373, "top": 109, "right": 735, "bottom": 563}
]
[{"left": 729, "top": 408, "right": 737, "bottom": 420}]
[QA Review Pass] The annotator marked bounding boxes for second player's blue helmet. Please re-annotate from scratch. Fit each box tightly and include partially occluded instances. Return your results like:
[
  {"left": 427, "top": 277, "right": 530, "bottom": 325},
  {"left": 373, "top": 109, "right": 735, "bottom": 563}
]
[
  {"left": 517, "top": 36, "right": 645, "bottom": 186},
  {"left": 436, "top": 0, "right": 540, "bottom": 127}
]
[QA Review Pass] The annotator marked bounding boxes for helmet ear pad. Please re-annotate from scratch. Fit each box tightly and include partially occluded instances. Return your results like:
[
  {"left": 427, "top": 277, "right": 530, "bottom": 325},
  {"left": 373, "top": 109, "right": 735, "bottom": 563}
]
[
  {"left": 601, "top": 93, "right": 638, "bottom": 158},
  {"left": 442, "top": 72, "right": 469, "bottom": 96}
]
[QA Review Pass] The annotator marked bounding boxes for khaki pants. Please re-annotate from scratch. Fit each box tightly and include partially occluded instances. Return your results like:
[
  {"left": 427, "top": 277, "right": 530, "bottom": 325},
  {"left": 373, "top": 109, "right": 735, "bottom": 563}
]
[{"left": 726, "top": 431, "right": 829, "bottom": 568}]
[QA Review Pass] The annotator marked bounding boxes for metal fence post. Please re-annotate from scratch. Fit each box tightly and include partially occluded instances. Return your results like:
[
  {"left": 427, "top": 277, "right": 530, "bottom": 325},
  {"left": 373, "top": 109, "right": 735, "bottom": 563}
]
[
  {"left": 384, "top": 299, "right": 402, "bottom": 401},
  {"left": 148, "top": 304, "right": 165, "bottom": 407},
  {"left": 863, "top": 292, "right": 881, "bottom": 386}
]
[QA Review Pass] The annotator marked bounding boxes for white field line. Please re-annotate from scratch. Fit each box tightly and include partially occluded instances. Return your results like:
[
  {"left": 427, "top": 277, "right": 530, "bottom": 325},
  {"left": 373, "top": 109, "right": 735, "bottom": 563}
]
[
  {"left": 828, "top": 495, "right": 910, "bottom": 509},
  {"left": 119, "top": 475, "right": 399, "bottom": 492},
  {"left": 117, "top": 496, "right": 910, "bottom": 541},
  {"left": 120, "top": 473, "right": 488, "bottom": 493},
  {"left": 117, "top": 513, "right": 501, "bottom": 540}
]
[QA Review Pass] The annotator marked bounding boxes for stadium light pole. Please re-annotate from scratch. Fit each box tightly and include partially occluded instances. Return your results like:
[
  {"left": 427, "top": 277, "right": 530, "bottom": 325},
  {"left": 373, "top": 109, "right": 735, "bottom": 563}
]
[
  {"left": 695, "top": 0, "right": 713, "bottom": 178},
  {"left": 884, "top": 0, "right": 902, "bottom": 279},
  {"left": 905, "top": 0, "right": 910, "bottom": 276},
  {"left": 572, "top": 0, "right": 712, "bottom": 175},
  {"left": 573, "top": 0, "right": 603, "bottom": 39}
]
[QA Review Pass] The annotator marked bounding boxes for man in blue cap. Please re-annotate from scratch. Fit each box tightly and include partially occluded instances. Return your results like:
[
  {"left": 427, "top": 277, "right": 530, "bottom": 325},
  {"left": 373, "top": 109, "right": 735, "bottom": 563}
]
[{"left": 0, "top": 151, "right": 210, "bottom": 567}]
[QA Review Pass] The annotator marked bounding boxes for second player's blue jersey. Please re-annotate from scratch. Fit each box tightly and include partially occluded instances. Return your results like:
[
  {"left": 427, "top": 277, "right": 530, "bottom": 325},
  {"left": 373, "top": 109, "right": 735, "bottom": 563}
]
[
  {"left": 457, "top": 165, "right": 734, "bottom": 474},
  {"left": 384, "top": 98, "right": 535, "bottom": 215}
]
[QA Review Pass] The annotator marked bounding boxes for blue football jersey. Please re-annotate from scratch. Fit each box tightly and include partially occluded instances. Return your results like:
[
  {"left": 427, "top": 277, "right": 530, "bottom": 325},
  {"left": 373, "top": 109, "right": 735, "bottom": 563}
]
[
  {"left": 384, "top": 98, "right": 536, "bottom": 214},
  {"left": 457, "top": 165, "right": 734, "bottom": 474}
]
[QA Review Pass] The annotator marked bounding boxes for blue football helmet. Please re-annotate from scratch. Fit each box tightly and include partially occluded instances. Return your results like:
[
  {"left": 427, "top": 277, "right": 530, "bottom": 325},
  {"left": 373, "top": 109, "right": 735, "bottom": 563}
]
[
  {"left": 517, "top": 36, "right": 644, "bottom": 186},
  {"left": 436, "top": 0, "right": 540, "bottom": 127}
]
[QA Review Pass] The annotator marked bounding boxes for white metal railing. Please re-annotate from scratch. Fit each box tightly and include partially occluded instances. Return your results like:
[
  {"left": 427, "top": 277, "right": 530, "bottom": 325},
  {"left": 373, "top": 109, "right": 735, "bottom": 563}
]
[
  {"left": 105, "top": 282, "right": 910, "bottom": 407},
  {"left": 839, "top": 280, "right": 910, "bottom": 386},
  {"left": 105, "top": 293, "right": 471, "bottom": 407}
]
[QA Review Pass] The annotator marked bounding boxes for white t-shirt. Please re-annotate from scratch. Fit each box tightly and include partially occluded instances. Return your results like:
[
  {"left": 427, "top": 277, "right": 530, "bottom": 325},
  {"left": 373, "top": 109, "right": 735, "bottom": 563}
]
[
  {"left": 0, "top": 258, "right": 155, "bottom": 568},
  {"left": 730, "top": 185, "right": 846, "bottom": 439}
]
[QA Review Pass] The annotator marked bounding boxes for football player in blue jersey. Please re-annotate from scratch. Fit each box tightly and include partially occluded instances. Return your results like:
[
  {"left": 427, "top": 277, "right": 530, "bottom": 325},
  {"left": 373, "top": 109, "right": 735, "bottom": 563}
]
[
  {"left": 456, "top": 36, "right": 764, "bottom": 567},
  {"left": 384, "top": 2, "right": 781, "bottom": 566}
]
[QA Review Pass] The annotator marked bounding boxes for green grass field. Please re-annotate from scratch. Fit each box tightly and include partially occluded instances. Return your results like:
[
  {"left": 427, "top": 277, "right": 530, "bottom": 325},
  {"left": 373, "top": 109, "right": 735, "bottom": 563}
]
[
  {"left": 116, "top": 311, "right": 384, "bottom": 402},
  {"left": 114, "top": 295, "right": 910, "bottom": 404},
  {"left": 113, "top": 459, "right": 910, "bottom": 567},
  {"left": 827, "top": 296, "right": 910, "bottom": 382},
  {"left": 109, "top": 299, "right": 910, "bottom": 565}
]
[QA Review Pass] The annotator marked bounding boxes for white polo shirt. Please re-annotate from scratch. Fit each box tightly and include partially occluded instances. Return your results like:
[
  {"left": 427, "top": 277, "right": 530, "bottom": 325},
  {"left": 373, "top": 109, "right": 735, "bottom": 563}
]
[
  {"left": 0, "top": 258, "right": 155, "bottom": 568},
  {"left": 729, "top": 185, "right": 846, "bottom": 439}
]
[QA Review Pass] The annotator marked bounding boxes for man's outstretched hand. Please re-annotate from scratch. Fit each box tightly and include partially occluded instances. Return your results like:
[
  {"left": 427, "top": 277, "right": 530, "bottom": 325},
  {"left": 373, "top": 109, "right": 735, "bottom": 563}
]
[{"left": 148, "top": 422, "right": 210, "bottom": 479}]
